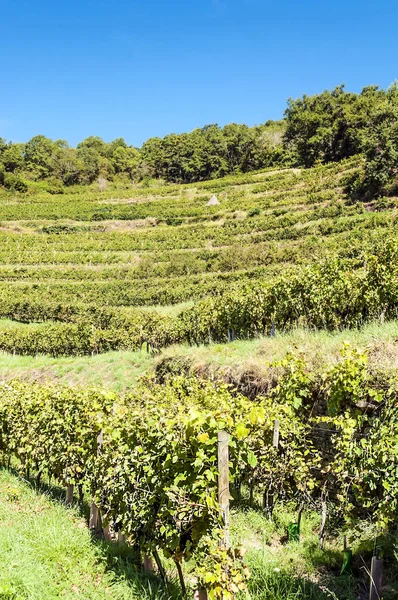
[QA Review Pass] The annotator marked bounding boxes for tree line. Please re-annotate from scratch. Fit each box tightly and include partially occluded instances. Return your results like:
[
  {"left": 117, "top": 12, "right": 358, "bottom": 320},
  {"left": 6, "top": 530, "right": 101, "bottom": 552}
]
[
  {"left": 0, "top": 121, "right": 285, "bottom": 192},
  {"left": 1, "top": 83, "right": 398, "bottom": 197}
]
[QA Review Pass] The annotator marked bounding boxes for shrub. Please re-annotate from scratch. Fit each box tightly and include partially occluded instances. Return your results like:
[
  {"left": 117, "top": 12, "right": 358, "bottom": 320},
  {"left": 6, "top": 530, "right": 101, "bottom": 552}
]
[
  {"left": 45, "top": 177, "right": 65, "bottom": 194},
  {"left": 248, "top": 207, "right": 261, "bottom": 217},
  {"left": 3, "top": 173, "right": 28, "bottom": 192}
]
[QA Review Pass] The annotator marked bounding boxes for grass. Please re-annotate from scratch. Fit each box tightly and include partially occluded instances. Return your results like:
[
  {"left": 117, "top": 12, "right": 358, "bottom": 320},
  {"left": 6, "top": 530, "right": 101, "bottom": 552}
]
[
  {"left": 0, "top": 470, "right": 354, "bottom": 600},
  {"left": 139, "top": 301, "right": 195, "bottom": 317},
  {"left": 231, "top": 502, "right": 390, "bottom": 600},
  {"left": 0, "top": 469, "right": 180, "bottom": 600},
  {"left": 0, "top": 349, "right": 153, "bottom": 392},
  {"left": 231, "top": 506, "right": 343, "bottom": 599},
  {"left": 162, "top": 319, "right": 398, "bottom": 367},
  {"left": 2, "top": 468, "right": 398, "bottom": 600},
  {"left": 0, "top": 320, "right": 397, "bottom": 391},
  {"left": 155, "top": 319, "right": 398, "bottom": 396}
]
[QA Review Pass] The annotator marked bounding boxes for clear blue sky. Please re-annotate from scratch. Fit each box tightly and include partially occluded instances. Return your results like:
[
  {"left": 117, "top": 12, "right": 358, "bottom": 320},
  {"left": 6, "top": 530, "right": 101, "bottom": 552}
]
[{"left": 1, "top": 0, "right": 397, "bottom": 147}]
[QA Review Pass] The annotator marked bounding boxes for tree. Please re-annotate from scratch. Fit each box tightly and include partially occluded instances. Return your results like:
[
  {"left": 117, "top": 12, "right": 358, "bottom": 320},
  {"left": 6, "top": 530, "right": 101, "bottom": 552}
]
[
  {"left": 2, "top": 144, "right": 25, "bottom": 173},
  {"left": 0, "top": 138, "right": 7, "bottom": 156},
  {"left": 76, "top": 145, "right": 101, "bottom": 183},
  {"left": 52, "top": 147, "right": 84, "bottom": 185},
  {"left": 77, "top": 136, "right": 108, "bottom": 156},
  {"left": 352, "top": 84, "right": 398, "bottom": 198},
  {"left": 283, "top": 85, "right": 389, "bottom": 167},
  {"left": 107, "top": 137, "right": 128, "bottom": 158},
  {"left": 24, "top": 135, "right": 60, "bottom": 179},
  {"left": 111, "top": 146, "right": 140, "bottom": 175},
  {"left": 223, "top": 123, "right": 256, "bottom": 173}
]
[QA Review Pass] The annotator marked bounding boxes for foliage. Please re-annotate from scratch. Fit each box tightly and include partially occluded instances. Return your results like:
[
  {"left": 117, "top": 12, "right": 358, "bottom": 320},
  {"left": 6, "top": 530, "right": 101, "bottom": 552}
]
[
  {"left": 284, "top": 84, "right": 397, "bottom": 168},
  {"left": 1, "top": 345, "right": 398, "bottom": 590},
  {"left": 0, "top": 377, "right": 259, "bottom": 597},
  {"left": 0, "top": 121, "right": 287, "bottom": 189},
  {"left": 355, "top": 84, "right": 398, "bottom": 198},
  {"left": 177, "top": 247, "right": 398, "bottom": 347},
  {"left": 3, "top": 172, "right": 28, "bottom": 192},
  {"left": 0, "top": 153, "right": 395, "bottom": 357},
  {"left": 24, "top": 135, "right": 60, "bottom": 180},
  {"left": 2, "top": 82, "right": 398, "bottom": 191},
  {"left": 322, "top": 345, "right": 382, "bottom": 416},
  {"left": 141, "top": 121, "right": 287, "bottom": 183}
]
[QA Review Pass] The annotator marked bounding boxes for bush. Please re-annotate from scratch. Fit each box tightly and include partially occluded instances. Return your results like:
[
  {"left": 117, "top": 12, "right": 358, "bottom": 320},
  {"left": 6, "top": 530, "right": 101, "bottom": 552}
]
[
  {"left": 248, "top": 207, "right": 261, "bottom": 217},
  {"left": 45, "top": 177, "right": 65, "bottom": 194},
  {"left": 3, "top": 173, "right": 28, "bottom": 193},
  {"left": 344, "top": 170, "right": 368, "bottom": 202}
]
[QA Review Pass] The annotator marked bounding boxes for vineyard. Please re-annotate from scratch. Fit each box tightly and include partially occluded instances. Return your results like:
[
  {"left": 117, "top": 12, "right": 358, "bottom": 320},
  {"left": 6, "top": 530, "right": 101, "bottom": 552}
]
[
  {"left": 1, "top": 152, "right": 398, "bottom": 599},
  {"left": 0, "top": 156, "right": 397, "bottom": 355},
  {"left": 1, "top": 345, "right": 398, "bottom": 598}
]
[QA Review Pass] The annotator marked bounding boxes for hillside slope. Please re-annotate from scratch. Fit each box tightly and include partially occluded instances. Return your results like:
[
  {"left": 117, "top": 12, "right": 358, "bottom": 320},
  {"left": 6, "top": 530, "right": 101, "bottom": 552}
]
[
  {"left": 1, "top": 155, "right": 398, "bottom": 599},
  {"left": 0, "top": 155, "right": 396, "bottom": 358}
]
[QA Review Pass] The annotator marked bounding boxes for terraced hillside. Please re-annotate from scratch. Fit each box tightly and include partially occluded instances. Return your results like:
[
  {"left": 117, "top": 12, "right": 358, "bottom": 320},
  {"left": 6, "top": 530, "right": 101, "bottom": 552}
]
[
  {"left": 2, "top": 151, "right": 398, "bottom": 600},
  {"left": 0, "top": 155, "right": 397, "bottom": 356}
]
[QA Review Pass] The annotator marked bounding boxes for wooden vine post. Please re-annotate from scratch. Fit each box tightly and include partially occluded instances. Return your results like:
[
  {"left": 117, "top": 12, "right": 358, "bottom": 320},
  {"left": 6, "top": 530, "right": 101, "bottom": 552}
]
[
  {"left": 194, "top": 590, "right": 208, "bottom": 600},
  {"left": 65, "top": 482, "right": 74, "bottom": 506},
  {"left": 264, "top": 419, "right": 279, "bottom": 517},
  {"left": 218, "top": 430, "right": 230, "bottom": 548},
  {"left": 319, "top": 499, "right": 327, "bottom": 549},
  {"left": 143, "top": 554, "right": 155, "bottom": 573},
  {"left": 194, "top": 431, "right": 229, "bottom": 600},
  {"left": 89, "top": 430, "right": 104, "bottom": 537},
  {"left": 273, "top": 419, "right": 280, "bottom": 449},
  {"left": 369, "top": 549, "right": 383, "bottom": 600},
  {"left": 117, "top": 532, "right": 126, "bottom": 545}
]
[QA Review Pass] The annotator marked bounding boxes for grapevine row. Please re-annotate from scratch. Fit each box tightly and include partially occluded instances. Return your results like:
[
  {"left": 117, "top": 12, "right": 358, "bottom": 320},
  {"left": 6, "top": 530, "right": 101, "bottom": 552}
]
[
  {"left": 0, "top": 245, "right": 395, "bottom": 356},
  {"left": 0, "top": 346, "right": 397, "bottom": 596}
]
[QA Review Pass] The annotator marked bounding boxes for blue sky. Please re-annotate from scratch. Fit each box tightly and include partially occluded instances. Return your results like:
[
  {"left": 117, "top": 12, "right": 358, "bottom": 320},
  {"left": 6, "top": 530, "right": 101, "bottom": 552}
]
[{"left": 1, "top": 0, "right": 397, "bottom": 147}]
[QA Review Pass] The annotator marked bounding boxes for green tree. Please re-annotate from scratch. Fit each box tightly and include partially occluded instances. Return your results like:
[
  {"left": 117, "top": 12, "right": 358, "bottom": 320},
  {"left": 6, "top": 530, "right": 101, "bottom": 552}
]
[
  {"left": 284, "top": 85, "right": 389, "bottom": 167},
  {"left": 223, "top": 123, "right": 256, "bottom": 172},
  {"left": 53, "top": 147, "right": 84, "bottom": 185},
  {"left": 111, "top": 146, "right": 140, "bottom": 175},
  {"left": 24, "top": 135, "right": 59, "bottom": 179},
  {"left": 0, "top": 138, "right": 7, "bottom": 156},
  {"left": 2, "top": 144, "right": 25, "bottom": 173},
  {"left": 107, "top": 137, "right": 128, "bottom": 158},
  {"left": 356, "top": 85, "right": 398, "bottom": 197},
  {"left": 76, "top": 145, "right": 100, "bottom": 183},
  {"left": 77, "top": 136, "right": 108, "bottom": 156}
]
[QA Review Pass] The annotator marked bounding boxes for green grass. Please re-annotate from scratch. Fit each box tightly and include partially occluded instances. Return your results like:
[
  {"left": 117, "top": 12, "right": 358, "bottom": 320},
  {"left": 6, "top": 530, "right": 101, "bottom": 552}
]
[
  {"left": 0, "top": 469, "right": 177, "bottom": 600},
  {"left": 0, "top": 469, "right": 358, "bottom": 600},
  {"left": 0, "top": 319, "right": 397, "bottom": 391},
  {"left": 140, "top": 301, "right": 195, "bottom": 317},
  {"left": 2, "top": 468, "right": 398, "bottom": 600},
  {"left": 161, "top": 318, "right": 398, "bottom": 375},
  {"left": 0, "top": 349, "right": 153, "bottom": 392},
  {"left": 231, "top": 503, "right": 385, "bottom": 600}
]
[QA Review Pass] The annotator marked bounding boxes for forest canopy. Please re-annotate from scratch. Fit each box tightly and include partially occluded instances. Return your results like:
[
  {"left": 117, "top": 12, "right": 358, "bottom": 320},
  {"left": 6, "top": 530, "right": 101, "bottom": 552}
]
[{"left": 1, "top": 83, "right": 398, "bottom": 197}]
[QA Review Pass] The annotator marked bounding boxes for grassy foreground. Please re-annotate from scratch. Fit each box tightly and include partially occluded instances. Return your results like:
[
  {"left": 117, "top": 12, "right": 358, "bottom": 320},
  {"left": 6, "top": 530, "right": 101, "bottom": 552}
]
[
  {"left": 2, "top": 468, "right": 397, "bottom": 600},
  {"left": 0, "top": 469, "right": 175, "bottom": 600}
]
